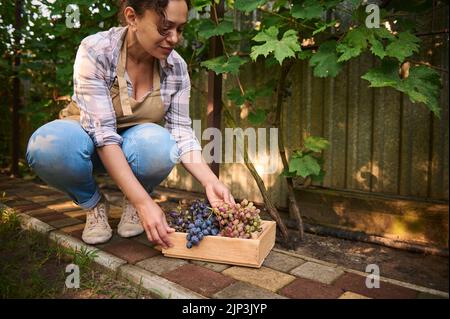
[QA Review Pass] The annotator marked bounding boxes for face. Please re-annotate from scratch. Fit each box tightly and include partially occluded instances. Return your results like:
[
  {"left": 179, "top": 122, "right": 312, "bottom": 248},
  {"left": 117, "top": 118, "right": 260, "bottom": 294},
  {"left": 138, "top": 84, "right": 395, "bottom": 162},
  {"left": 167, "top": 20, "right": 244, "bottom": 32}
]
[{"left": 125, "top": 0, "right": 188, "bottom": 59}]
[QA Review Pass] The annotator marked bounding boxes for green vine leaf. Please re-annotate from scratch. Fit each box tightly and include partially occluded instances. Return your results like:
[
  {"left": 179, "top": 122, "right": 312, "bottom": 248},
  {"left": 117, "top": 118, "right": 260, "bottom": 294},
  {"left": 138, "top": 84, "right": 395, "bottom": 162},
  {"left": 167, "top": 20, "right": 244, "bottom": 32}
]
[
  {"left": 309, "top": 40, "right": 342, "bottom": 77},
  {"left": 251, "top": 27, "right": 301, "bottom": 64},
  {"left": 362, "top": 60, "right": 442, "bottom": 118},
  {"left": 289, "top": 154, "right": 321, "bottom": 178},
  {"left": 304, "top": 136, "right": 330, "bottom": 152},
  {"left": 198, "top": 20, "right": 234, "bottom": 39},
  {"left": 292, "top": 0, "right": 324, "bottom": 20},
  {"left": 385, "top": 31, "right": 421, "bottom": 62},
  {"left": 235, "top": 0, "right": 269, "bottom": 13},
  {"left": 248, "top": 109, "right": 267, "bottom": 125},
  {"left": 201, "top": 55, "right": 248, "bottom": 75}
]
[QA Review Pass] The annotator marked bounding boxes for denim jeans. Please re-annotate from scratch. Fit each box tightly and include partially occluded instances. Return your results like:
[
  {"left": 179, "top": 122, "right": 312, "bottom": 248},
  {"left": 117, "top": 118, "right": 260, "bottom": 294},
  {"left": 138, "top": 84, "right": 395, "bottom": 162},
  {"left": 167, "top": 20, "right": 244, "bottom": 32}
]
[{"left": 26, "top": 119, "right": 179, "bottom": 210}]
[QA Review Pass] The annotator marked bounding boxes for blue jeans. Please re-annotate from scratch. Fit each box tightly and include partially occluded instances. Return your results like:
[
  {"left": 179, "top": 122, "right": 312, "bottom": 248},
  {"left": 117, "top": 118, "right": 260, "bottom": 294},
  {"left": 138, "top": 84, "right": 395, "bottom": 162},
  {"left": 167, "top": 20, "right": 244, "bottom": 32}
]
[{"left": 26, "top": 119, "right": 179, "bottom": 209}]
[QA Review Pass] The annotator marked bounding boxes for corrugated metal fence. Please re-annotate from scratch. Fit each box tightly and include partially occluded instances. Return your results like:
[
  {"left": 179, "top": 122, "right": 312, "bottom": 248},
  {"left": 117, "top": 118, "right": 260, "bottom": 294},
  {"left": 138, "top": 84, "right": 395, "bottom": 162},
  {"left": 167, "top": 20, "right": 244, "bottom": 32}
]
[{"left": 163, "top": 4, "right": 449, "bottom": 207}]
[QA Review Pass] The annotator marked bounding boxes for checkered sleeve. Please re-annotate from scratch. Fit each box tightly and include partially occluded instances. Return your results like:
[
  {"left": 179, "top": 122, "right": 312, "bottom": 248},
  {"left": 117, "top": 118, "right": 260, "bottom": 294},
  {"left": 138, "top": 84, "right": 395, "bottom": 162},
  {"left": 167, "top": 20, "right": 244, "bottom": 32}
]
[
  {"left": 164, "top": 58, "right": 202, "bottom": 158},
  {"left": 73, "top": 41, "right": 122, "bottom": 148}
]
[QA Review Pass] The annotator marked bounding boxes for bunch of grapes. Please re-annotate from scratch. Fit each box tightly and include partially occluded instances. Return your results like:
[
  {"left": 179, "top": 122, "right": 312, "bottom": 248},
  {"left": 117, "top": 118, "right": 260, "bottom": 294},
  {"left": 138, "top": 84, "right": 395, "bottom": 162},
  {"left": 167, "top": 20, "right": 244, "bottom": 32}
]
[
  {"left": 166, "top": 199, "right": 220, "bottom": 249},
  {"left": 212, "top": 199, "right": 262, "bottom": 239}
]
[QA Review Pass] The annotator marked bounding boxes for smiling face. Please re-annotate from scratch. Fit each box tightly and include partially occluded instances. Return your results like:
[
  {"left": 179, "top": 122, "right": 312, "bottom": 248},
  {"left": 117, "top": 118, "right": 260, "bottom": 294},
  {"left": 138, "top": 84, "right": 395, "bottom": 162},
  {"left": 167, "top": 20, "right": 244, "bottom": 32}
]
[{"left": 124, "top": 0, "right": 188, "bottom": 60}]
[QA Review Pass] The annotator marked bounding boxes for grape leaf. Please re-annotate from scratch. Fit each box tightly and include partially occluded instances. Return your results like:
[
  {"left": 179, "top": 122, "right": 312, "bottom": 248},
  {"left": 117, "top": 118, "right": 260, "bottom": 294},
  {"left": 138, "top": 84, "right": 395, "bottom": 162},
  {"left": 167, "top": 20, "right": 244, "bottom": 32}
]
[
  {"left": 309, "top": 41, "right": 342, "bottom": 77},
  {"left": 362, "top": 60, "right": 441, "bottom": 118},
  {"left": 235, "top": 0, "right": 269, "bottom": 13},
  {"left": 248, "top": 109, "right": 267, "bottom": 125},
  {"left": 251, "top": 27, "right": 301, "bottom": 64},
  {"left": 385, "top": 31, "right": 421, "bottom": 62},
  {"left": 292, "top": 0, "right": 324, "bottom": 20},
  {"left": 337, "top": 27, "right": 368, "bottom": 62},
  {"left": 198, "top": 20, "right": 234, "bottom": 39},
  {"left": 368, "top": 36, "right": 386, "bottom": 59},
  {"left": 201, "top": 55, "right": 248, "bottom": 75},
  {"left": 227, "top": 88, "right": 246, "bottom": 106},
  {"left": 304, "top": 136, "right": 330, "bottom": 152},
  {"left": 289, "top": 154, "right": 321, "bottom": 178}
]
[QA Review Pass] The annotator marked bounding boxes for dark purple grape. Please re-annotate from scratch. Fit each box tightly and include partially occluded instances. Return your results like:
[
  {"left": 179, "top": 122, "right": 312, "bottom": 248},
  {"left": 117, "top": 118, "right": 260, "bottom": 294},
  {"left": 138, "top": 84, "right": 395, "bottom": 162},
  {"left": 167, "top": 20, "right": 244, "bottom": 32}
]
[{"left": 191, "top": 236, "right": 199, "bottom": 245}]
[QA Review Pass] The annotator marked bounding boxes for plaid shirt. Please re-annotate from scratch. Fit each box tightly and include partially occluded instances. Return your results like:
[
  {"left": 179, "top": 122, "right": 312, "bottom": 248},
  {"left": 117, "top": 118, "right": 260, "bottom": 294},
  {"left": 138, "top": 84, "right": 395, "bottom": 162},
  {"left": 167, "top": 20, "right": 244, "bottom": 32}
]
[{"left": 72, "top": 26, "right": 202, "bottom": 158}]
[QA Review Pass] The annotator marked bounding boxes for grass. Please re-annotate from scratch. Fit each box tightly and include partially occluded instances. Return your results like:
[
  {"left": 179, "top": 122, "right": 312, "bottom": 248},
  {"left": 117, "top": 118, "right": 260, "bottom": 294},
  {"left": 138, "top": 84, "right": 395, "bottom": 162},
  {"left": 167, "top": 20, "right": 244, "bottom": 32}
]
[{"left": 0, "top": 207, "right": 157, "bottom": 299}]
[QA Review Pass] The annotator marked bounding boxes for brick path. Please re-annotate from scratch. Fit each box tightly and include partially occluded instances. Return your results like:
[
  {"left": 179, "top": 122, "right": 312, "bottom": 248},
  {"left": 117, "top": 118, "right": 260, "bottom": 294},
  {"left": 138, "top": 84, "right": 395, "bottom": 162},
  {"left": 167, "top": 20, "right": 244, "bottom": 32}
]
[{"left": 0, "top": 173, "right": 447, "bottom": 299}]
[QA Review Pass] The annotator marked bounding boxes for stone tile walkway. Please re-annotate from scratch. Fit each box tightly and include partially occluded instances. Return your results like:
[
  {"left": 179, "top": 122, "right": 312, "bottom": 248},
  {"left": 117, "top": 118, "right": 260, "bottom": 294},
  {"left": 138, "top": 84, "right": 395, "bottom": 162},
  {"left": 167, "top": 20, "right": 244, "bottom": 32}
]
[{"left": 0, "top": 173, "right": 448, "bottom": 299}]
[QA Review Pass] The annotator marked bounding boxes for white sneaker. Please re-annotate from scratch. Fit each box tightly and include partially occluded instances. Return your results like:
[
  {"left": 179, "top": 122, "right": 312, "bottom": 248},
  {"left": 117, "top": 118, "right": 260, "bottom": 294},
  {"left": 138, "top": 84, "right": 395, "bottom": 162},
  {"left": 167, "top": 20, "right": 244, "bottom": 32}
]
[
  {"left": 117, "top": 196, "right": 144, "bottom": 238},
  {"left": 82, "top": 195, "right": 112, "bottom": 245}
]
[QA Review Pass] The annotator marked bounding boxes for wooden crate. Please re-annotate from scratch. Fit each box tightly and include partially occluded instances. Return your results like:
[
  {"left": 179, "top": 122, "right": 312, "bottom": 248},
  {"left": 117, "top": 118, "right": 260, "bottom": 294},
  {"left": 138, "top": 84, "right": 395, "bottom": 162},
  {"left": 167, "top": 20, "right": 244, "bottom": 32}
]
[{"left": 161, "top": 220, "right": 276, "bottom": 268}]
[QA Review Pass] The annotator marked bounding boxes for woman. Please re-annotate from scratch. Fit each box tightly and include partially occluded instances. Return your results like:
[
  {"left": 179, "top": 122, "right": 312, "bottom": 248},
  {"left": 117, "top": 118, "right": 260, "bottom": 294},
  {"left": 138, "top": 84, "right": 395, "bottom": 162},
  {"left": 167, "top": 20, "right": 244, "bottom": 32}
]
[{"left": 26, "top": 0, "right": 235, "bottom": 248}]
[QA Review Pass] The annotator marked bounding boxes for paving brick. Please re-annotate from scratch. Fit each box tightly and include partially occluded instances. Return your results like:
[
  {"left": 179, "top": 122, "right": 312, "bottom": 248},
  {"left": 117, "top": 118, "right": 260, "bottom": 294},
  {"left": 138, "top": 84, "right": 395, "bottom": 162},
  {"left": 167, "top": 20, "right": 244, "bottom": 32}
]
[
  {"left": 190, "top": 260, "right": 230, "bottom": 272},
  {"left": 132, "top": 233, "right": 156, "bottom": 247},
  {"left": 28, "top": 194, "right": 69, "bottom": 204},
  {"left": 46, "top": 201, "right": 80, "bottom": 213},
  {"left": 212, "top": 281, "right": 288, "bottom": 299},
  {"left": 262, "top": 251, "right": 306, "bottom": 272},
  {"left": 35, "top": 212, "right": 67, "bottom": 223},
  {"left": 279, "top": 277, "right": 343, "bottom": 299},
  {"left": 162, "top": 264, "right": 236, "bottom": 298},
  {"left": 47, "top": 217, "right": 83, "bottom": 229},
  {"left": 60, "top": 223, "right": 86, "bottom": 235},
  {"left": 332, "top": 272, "right": 419, "bottom": 299},
  {"left": 12, "top": 203, "right": 46, "bottom": 213},
  {"left": 101, "top": 239, "right": 161, "bottom": 264},
  {"left": 290, "top": 261, "right": 344, "bottom": 285},
  {"left": 109, "top": 205, "right": 123, "bottom": 219},
  {"left": 27, "top": 208, "right": 58, "bottom": 217},
  {"left": 222, "top": 266, "right": 296, "bottom": 292},
  {"left": 64, "top": 210, "right": 86, "bottom": 220},
  {"left": 136, "top": 255, "right": 188, "bottom": 275},
  {"left": 338, "top": 291, "right": 371, "bottom": 299},
  {"left": 2, "top": 199, "right": 34, "bottom": 207}
]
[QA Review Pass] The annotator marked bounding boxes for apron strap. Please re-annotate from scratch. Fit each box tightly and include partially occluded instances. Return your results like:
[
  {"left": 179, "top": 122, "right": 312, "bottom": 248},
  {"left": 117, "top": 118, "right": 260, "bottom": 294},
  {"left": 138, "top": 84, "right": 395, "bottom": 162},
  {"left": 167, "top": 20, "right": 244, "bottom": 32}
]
[
  {"left": 116, "top": 31, "right": 161, "bottom": 117},
  {"left": 116, "top": 33, "right": 133, "bottom": 116}
]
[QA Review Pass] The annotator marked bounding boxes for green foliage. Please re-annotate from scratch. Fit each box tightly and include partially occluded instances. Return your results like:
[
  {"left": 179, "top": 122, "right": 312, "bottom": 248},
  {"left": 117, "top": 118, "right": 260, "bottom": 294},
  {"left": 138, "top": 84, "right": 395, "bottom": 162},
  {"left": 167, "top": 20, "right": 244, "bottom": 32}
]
[
  {"left": 251, "top": 27, "right": 301, "bottom": 64},
  {"left": 286, "top": 136, "right": 329, "bottom": 180},
  {"left": 198, "top": 19, "right": 234, "bottom": 39},
  {"left": 201, "top": 55, "right": 248, "bottom": 75},
  {"left": 235, "top": 0, "right": 269, "bottom": 13},
  {"left": 291, "top": 0, "right": 324, "bottom": 20},
  {"left": 0, "top": 0, "right": 443, "bottom": 180},
  {"left": 362, "top": 59, "right": 442, "bottom": 117},
  {"left": 385, "top": 31, "right": 421, "bottom": 62},
  {"left": 309, "top": 41, "right": 342, "bottom": 77}
]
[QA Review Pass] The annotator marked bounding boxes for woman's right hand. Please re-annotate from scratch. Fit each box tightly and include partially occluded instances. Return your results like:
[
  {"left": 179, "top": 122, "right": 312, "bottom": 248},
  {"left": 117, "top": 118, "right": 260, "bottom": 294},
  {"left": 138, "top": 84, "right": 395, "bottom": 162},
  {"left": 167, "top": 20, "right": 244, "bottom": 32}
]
[{"left": 134, "top": 199, "right": 175, "bottom": 249}]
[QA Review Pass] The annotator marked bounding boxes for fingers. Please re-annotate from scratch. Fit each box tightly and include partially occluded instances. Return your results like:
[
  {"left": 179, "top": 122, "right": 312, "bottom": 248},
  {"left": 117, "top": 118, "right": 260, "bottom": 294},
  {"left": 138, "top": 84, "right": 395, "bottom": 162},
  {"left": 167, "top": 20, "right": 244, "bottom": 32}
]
[
  {"left": 162, "top": 215, "right": 175, "bottom": 233},
  {"left": 144, "top": 225, "right": 154, "bottom": 243},
  {"left": 156, "top": 223, "right": 173, "bottom": 248},
  {"left": 222, "top": 189, "right": 235, "bottom": 206},
  {"left": 149, "top": 226, "right": 165, "bottom": 248},
  {"left": 229, "top": 193, "right": 236, "bottom": 205}
]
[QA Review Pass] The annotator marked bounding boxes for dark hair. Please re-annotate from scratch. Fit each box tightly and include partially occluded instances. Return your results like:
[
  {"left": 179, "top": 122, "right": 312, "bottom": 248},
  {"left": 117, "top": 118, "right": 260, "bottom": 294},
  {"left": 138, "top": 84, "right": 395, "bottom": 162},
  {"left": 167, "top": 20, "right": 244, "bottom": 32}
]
[{"left": 118, "top": 0, "right": 191, "bottom": 35}]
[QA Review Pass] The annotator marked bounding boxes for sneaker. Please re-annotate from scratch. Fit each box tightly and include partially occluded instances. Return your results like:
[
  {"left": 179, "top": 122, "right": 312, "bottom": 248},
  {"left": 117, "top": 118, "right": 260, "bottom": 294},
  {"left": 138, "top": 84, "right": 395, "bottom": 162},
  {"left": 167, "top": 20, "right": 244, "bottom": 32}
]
[
  {"left": 82, "top": 195, "right": 112, "bottom": 245},
  {"left": 117, "top": 196, "right": 144, "bottom": 238}
]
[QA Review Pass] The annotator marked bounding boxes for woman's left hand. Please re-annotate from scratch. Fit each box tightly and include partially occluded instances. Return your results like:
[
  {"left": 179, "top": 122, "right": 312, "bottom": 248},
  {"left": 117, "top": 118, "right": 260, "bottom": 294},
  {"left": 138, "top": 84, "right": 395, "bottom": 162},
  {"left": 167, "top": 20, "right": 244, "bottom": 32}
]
[{"left": 204, "top": 179, "right": 236, "bottom": 208}]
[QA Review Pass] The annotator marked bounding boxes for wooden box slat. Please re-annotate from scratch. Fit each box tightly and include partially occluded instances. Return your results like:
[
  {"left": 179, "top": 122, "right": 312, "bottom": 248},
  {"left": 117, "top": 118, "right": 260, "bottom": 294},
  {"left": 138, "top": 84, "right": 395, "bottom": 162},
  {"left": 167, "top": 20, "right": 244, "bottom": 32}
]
[{"left": 161, "top": 221, "right": 276, "bottom": 268}]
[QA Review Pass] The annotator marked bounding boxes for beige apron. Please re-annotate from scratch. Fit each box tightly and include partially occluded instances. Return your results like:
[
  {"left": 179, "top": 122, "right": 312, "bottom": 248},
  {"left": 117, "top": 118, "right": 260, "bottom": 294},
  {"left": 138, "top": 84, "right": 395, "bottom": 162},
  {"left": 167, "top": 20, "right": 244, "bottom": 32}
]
[{"left": 59, "top": 32, "right": 166, "bottom": 130}]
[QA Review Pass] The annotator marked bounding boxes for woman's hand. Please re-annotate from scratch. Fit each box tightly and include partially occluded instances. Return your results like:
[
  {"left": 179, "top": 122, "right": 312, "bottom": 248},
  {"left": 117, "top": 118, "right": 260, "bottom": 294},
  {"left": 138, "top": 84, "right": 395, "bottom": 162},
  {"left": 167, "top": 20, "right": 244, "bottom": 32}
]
[
  {"left": 134, "top": 199, "right": 175, "bottom": 249},
  {"left": 204, "top": 179, "right": 236, "bottom": 208}
]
